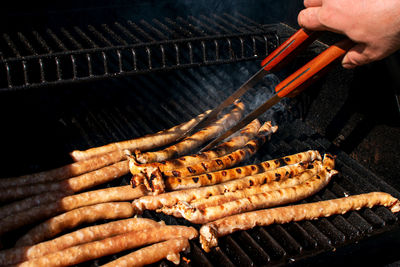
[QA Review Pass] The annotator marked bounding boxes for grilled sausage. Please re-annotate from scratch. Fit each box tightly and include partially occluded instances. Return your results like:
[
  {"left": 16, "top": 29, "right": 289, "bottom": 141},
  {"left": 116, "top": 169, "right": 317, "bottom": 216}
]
[
  {"left": 130, "top": 122, "right": 276, "bottom": 194},
  {"left": 70, "top": 109, "right": 212, "bottom": 161},
  {"left": 199, "top": 192, "right": 400, "bottom": 252},
  {"left": 0, "top": 160, "right": 129, "bottom": 202},
  {"left": 141, "top": 166, "right": 166, "bottom": 195},
  {"left": 0, "top": 185, "right": 145, "bottom": 237},
  {"left": 134, "top": 101, "right": 245, "bottom": 164},
  {"left": 190, "top": 160, "right": 323, "bottom": 209},
  {"left": 132, "top": 161, "right": 310, "bottom": 212},
  {"left": 0, "top": 218, "right": 163, "bottom": 265},
  {"left": 165, "top": 150, "right": 321, "bottom": 190},
  {"left": 0, "top": 190, "right": 69, "bottom": 218},
  {"left": 15, "top": 202, "right": 135, "bottom": 247},
  {"left": 159, "top": 154, "right": 336, "bottom": 224},
  {"left": 128, "top": 119, "right": 261, "bottom": 175},
  {"left": 160, "top": 122, "right": 277, "bottom": 179},
  {"left": 101, "top": 238, "right": 190, "bottom": 267},
  {"left": 0, "top": 150, "right": 126, "bottom": 189},
  {"left": 17, "top": 225, "right": 198, "bottom": 267}
]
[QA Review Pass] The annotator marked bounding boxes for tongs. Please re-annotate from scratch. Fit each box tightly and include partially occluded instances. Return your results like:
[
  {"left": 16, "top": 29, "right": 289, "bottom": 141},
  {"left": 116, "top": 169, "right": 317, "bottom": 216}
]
[{"left": 177, "top": 29, "right": 354, "bottom": 151}]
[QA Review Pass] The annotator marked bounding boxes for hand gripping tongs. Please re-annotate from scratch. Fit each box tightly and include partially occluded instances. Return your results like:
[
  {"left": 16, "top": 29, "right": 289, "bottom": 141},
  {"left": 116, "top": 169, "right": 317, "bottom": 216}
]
[{"left": 177, "top": 29, "right": 354, "bottom": 151}]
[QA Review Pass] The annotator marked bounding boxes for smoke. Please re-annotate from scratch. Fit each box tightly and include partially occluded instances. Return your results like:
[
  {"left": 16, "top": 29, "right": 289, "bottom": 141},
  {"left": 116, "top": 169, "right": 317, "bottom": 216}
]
[
  {"left": 180, "top": 62, "right": 289, "bottom": 126},
  {"left": 242, "top": 72, "right": 289, "bottom": 125}
]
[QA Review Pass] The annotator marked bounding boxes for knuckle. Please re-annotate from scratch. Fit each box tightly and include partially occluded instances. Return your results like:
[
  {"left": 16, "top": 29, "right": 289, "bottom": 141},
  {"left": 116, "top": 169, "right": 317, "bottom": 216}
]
[{"left": 318, "top": 9, "right": 332, "bottom": 27}]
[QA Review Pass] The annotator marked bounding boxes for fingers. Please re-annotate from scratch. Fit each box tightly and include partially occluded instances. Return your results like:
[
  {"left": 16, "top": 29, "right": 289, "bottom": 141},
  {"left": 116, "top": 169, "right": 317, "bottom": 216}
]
[
  {"left": 304, "top": 0, "right": 322, "bottom": 8},
  {"left": 298, "top": 7, "right": 328, "bottom": 31},
  {"left": 342, "top": 43, "right": 370, "bottom": 69}
]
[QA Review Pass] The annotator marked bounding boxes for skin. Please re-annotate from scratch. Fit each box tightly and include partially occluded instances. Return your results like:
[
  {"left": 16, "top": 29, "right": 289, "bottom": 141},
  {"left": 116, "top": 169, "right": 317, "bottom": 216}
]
[{"left": 298, "top": 0, "right": 400, "bottom": 68}]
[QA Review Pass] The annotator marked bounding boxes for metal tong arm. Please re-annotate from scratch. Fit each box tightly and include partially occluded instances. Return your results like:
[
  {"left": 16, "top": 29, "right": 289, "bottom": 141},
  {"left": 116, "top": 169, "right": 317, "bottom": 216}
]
[
  {"left": 200, "top": 38, "right": 354, "bottom": 151},
  {"left": 175, "top": 29, "right": 320, "bottom": 142}
]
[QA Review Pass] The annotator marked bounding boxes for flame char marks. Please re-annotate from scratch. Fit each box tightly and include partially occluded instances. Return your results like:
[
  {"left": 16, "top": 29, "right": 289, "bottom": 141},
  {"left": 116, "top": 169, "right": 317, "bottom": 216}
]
[{"left": 165, "top": 150, "right": 321, "bottom": 190}]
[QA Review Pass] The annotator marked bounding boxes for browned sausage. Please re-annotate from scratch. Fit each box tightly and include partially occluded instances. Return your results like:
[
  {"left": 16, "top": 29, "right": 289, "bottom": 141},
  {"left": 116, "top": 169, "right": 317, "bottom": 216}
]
[
  {"left": 190, "top": 160, "right": 323, "bottom": 209},
  {"left": 0, "top": 218, "right": 163, "bottom": 265},
  {"left": 130, "top": 122, "right": 276, "bottom": 194},
  {"left": 15, "top": 202, "right": 135, "bottom": 247},
  {"left": 0, "top": 160, "right": 129, "bottom": 202},
  {"left": 165, "top": 150, "right": 321, "bottom": 190},
  {"left": 132, "top": 161, "right": 310, "bottom": 212},
  {"left": 159, "top": 154, "right": 336, "bottom": 223},
  {"left": 17, "top": 225, "right": 198, "bottom": 267},
  {"left": 134, "top": 102, "right": 245, "bottom": 164},
  {"left": 0, "top": 185, "right": 145, "bottom": 237},
  {"left": 160, "top": 122, "right": 277, "bottom": 179},
  {"left": 0, "top": 150, "right": 126, "bottom": 189},
  {"left": 199, "top": 192, "right": 400, "bottom": 252},
  {"left": 0, "top": 190, "right": 69, "bottom": 218},
  {"left": 128, "top": 119, "right": 261, "bottom": 175},
  {"left": 70, "top": 109, "right": 212, "bottom": 161},
  {"left": 101, "top": 238, "right": 190, "bottom": 267}
]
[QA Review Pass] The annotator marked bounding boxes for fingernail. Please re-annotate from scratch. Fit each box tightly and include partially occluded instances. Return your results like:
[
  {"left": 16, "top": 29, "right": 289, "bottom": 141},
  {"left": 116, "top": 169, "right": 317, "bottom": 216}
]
[{"left": 342, "top": 63, "right": 356, "bottom": 69}]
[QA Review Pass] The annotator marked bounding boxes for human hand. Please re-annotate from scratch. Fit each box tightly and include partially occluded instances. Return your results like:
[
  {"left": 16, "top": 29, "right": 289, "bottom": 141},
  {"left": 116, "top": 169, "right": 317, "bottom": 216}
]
[{"left": 298, "top": 0, "right": 400, "bottom": 68}]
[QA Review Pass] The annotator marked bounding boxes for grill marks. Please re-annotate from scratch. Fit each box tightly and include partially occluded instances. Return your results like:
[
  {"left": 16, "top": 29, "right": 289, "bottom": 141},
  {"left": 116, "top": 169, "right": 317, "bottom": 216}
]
[
  {"left": 187, "top": 167, "right": 196, "bottom": 174},
  {"left": 132, "top": 158, "right": 313, "bottom": 212},
  {"left": 128, "top": 117, "right": 261, "bottom": 193},
  {"left": 134, "top": 102, "right": 245, "bottom": 164},
  {"left": 201, "top": 163, "right": 208, "bottom": 171},
  {"left": 129, "top": 125, "right": 323, "bottom": 197},
  {"left": 165, "top": 161, "right": 321, "bottom": 213},
  {"left": 165, "top": 150, "right": 321, "bottom": 190},
  {"left": 162, "top": 122, "right": 277, "bottom": 189},
  {"left": 132, "top": 118, "right": 260, "bottom": 173},
  {"left": 159, "top": 154, "right": 337, "bottom": 224}
]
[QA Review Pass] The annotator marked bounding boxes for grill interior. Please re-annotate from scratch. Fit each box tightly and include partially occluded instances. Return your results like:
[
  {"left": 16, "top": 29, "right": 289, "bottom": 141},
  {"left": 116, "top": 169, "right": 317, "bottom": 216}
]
[
  {"left": 0, "top": 12, "right": 399, "bottom": 267},
  {"left": 0, "top": 13, "right": 281, "bottom": 91}
]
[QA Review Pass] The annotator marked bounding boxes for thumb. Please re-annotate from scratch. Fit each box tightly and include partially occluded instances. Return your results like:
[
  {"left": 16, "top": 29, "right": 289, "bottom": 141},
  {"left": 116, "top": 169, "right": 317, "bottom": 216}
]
[{"left": 342, "top": 43, "right": 370, "bottom": 69}]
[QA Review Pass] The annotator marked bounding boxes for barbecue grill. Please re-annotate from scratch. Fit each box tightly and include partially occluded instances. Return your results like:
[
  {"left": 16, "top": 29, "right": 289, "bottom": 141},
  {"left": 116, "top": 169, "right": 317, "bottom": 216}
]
[{"left": 1, "top": 1, "right": 400, "bottom": 266}]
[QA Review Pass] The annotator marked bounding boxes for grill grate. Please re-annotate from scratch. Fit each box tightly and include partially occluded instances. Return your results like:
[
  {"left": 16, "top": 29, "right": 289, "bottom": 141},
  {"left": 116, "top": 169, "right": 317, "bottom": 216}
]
[
  {"left": 0, "top": 13, "right": 279, "bottom": 91},
  {"left": 0, "top": 13, "right": 399, "bottom": 267},
  {"left": 1, "top": 60, "right": 399, "bottom": 266}
]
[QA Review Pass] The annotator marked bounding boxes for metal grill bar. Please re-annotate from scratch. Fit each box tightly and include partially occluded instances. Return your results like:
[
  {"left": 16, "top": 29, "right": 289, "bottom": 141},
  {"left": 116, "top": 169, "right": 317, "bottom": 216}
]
[
  {"left": 101, "top": 24, "right": 128, "bottom": 45},
  {"left": 3, "top": 33, "right": 20, "bottom": 56},
  {"left": 176, "top": 17, "right": 206, "bottom": 36},
  {"left": 17, "top": 32, "right": 37, "bottom": 55},
  {"left": 0, "top": 14, "right": 278, "bottom": 91},
  {"left": 88, "top": 25, "right": 114, "bottom": 46},
  {"left": 61, "top": 28, "right": 83, "bottom": 49},
  {"left": 113, "top": 22, "right": 142, "bottom": 43}
]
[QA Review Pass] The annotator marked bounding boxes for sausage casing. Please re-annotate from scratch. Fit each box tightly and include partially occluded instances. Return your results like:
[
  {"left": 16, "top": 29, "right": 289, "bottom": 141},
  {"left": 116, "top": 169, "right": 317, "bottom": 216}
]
[{"left": 200, "top": 192, "right": 400, "bottom": 252}]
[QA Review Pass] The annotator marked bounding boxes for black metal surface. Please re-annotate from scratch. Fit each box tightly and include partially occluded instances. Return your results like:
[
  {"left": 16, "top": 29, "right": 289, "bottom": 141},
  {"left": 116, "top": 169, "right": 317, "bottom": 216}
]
[
  {"left": 0, "top": 11, "right": 400, "bottom": 267},
  {"left": 0, "top": 14, "right": 279, "bottom": 91}
]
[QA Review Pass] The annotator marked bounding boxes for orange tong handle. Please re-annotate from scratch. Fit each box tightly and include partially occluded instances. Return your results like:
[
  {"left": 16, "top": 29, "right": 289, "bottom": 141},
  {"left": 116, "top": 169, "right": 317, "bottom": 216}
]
[
  {"left": 275, "top": 38, "right": 354, "bottom": 98},
  {"left": 261, "top": 28, "right": 320, "bottom": 72}
]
